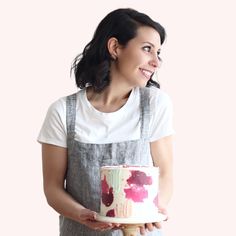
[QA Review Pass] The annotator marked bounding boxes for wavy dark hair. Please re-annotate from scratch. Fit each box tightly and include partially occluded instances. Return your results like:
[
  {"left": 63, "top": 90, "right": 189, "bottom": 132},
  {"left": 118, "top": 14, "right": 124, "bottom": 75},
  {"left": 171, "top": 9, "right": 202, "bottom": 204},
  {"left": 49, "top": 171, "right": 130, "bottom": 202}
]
[{"left": 71, "top": 8, "right": 166, "bottom": 92}]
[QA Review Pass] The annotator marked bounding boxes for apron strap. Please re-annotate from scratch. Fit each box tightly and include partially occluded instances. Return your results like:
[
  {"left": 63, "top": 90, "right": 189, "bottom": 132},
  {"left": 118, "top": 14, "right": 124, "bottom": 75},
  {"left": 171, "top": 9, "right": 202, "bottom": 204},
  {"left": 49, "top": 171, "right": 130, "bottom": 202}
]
[
  {"left": 66, "top": 93, "right": 77, "bottom": 141},
  {"left": 139, "top": 87, "right": 151, "bottom": 139}
]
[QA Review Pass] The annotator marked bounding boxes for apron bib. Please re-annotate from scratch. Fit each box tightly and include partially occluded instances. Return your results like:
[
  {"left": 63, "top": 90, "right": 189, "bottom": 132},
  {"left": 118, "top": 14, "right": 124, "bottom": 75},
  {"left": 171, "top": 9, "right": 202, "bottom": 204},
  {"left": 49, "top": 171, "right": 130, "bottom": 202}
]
[{"left": 60, "top": 88, "right": 162, "bottom": 235}]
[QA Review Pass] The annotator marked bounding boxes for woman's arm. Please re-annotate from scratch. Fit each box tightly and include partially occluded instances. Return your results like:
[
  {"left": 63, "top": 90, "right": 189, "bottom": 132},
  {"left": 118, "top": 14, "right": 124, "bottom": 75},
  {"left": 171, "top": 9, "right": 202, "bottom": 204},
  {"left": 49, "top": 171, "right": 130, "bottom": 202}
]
[
  {"left": 150, "top": 135, "right": 173, "bottom": 208},
  {"left": 41, "top": 143, "right": 113, "bottom": 230},
  {"left": 141, "top": 135, "right": 173, "bottom": 234}
]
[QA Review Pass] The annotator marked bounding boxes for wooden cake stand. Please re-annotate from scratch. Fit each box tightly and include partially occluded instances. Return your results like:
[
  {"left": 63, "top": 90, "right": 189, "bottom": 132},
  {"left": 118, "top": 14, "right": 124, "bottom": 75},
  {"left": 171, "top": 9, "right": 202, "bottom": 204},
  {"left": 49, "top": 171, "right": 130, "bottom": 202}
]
[
  {"left": 97, "top": 213, "right": 166, "bottom": 236},
  {"left": 121, "top": 224, "right": 143, "bottom": 236}
]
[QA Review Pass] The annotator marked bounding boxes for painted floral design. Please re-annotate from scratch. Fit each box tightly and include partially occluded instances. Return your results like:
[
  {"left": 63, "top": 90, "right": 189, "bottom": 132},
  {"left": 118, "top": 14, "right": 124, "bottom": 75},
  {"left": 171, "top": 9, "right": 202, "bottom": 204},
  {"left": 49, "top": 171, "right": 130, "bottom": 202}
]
[
  {"left": 101, "top": 175, "right": 114, "bottom": 206},
  {"left": 124, "top": 170, "right": 152, "bottom": 202}
]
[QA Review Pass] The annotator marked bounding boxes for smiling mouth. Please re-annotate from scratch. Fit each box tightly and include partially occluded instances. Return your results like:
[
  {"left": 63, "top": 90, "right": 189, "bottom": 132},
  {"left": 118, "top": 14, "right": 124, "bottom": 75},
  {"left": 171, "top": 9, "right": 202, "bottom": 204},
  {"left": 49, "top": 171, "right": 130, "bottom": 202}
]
[{"left": 139, "top": 68, "right": 153, "bottom": 80}]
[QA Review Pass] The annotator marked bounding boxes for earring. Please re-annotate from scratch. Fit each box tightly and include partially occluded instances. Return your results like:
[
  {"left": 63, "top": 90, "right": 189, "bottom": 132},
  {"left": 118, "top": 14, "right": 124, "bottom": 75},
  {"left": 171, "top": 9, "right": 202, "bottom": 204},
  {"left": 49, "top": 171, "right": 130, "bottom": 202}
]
[{"left": 111, "top": 55, "right": 117, "bottom": 61}]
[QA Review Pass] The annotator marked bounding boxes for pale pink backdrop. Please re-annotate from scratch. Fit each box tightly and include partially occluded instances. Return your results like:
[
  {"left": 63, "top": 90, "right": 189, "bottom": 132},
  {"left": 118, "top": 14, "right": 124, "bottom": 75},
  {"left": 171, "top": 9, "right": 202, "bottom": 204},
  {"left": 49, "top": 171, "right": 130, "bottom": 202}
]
[{"left": 1, "top": 0, "right": 235, "bottom": 235}]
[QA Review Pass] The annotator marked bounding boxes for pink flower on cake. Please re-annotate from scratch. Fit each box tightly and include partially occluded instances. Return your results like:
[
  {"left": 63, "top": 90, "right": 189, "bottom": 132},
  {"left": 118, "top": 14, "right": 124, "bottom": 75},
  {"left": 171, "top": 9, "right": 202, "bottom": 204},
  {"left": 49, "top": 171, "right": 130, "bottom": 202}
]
[
  {"left": 106, "top": 209, "right": 115, "bottom": 217},
  {"left": 101, "top": 175, "right": 114, "bottom": 206},
  {"left": 127, "top": 170, "right": 152, "bottom": 185},
  {"left": 124, "top": 185, "right": 148, "bottom": 202},
  {"left": 124, "top": 170, "right": 152, "bottom": 202}
]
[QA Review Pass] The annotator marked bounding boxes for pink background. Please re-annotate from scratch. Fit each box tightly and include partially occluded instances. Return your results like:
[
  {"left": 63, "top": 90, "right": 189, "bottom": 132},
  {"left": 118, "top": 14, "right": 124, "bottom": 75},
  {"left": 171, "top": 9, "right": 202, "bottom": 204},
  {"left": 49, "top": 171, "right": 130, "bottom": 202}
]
[{"left": 1, "top": 0, "right": 235, "bottom": 235}]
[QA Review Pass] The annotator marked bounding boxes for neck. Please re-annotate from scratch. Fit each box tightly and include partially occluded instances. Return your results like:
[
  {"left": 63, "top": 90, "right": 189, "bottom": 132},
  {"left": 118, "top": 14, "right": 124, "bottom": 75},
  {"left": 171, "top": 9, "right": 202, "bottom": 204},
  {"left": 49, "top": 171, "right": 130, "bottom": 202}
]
[{"left": 86, "top": 83, "right": 133, "bottom": 113}]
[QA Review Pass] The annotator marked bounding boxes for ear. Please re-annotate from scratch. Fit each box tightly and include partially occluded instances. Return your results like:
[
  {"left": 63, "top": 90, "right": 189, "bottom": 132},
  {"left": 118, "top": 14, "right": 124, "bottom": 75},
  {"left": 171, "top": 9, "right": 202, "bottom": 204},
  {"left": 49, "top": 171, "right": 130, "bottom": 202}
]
[{"left": 107, "top": 37, "right": 119, "bottom": 60}]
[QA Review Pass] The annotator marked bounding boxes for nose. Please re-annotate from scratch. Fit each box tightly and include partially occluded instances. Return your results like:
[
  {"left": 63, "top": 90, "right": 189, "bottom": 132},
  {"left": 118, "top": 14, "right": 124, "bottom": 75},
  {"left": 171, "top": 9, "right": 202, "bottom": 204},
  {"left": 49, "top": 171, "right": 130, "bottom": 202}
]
[{"left": 149, "top": 55, "right": 161, "bottom": 68}]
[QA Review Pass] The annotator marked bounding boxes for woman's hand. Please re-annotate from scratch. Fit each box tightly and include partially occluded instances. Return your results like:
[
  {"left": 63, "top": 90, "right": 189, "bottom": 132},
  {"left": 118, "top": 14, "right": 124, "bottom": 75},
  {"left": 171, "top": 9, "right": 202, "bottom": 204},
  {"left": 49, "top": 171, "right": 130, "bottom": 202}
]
[
  {"left": 78, "top": 208, "right": 120, "bottom": 231},
  {"left": 42, "top": 144, "right": 120, "bottom": 232},
  {"left": 139, "top": 208, "right": 168, "bottom": 235}
]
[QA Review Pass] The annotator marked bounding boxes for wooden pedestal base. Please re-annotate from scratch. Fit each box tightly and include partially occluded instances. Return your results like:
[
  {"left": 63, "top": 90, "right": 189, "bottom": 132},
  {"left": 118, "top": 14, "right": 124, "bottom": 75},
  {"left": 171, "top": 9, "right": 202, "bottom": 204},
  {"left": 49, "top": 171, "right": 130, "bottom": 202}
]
[{"left": 122, "top": 224, "right": 143, "bottom": 236}]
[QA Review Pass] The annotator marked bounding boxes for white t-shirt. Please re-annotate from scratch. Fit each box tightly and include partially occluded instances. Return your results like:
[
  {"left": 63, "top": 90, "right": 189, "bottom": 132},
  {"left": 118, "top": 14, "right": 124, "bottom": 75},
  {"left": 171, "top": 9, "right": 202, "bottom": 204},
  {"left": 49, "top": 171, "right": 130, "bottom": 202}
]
[{"left": 37, "top": 87, "right": 174, "bottom": 148}]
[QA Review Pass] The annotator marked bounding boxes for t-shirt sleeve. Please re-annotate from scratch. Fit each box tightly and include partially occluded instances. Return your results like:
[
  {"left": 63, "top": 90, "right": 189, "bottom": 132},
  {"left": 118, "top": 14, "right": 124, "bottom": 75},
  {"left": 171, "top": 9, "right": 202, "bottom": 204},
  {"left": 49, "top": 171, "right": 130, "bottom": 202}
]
[
  {"left": 149, "top": 89, "right": 175, "bottom": 142},
  {"left": 37, "top": 98, "right": 67, "bottom": 148}
]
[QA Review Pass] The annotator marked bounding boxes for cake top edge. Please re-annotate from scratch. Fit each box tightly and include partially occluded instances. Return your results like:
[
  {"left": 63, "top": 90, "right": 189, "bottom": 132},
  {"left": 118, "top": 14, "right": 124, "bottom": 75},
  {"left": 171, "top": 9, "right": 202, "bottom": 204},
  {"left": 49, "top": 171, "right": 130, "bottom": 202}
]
[{"left": 101, "top": 165, "right": 159, "bottom": 170}]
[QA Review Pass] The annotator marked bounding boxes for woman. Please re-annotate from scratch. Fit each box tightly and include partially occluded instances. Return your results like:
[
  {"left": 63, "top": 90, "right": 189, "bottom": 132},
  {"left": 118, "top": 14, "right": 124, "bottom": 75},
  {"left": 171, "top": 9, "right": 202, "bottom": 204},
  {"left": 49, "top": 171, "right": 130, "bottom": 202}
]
[{"left": 38, "top": 8, "right": 174, "bottom": 236}]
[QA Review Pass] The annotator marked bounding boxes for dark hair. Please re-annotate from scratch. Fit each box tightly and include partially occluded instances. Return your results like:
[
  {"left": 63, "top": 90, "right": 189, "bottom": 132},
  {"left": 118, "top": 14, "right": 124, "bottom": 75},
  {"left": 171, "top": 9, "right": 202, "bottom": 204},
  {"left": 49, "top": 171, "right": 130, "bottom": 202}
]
[{"left": 71, "top": 8, "right": 166, "bottom": 92}]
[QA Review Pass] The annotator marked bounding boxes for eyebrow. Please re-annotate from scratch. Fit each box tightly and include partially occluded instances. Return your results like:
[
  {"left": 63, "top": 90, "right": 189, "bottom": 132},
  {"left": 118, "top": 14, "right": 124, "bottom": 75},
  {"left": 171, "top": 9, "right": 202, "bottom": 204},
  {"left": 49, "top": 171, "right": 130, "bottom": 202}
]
[{"left": 142, "top": 41, "right": 161, "bottom": 51}]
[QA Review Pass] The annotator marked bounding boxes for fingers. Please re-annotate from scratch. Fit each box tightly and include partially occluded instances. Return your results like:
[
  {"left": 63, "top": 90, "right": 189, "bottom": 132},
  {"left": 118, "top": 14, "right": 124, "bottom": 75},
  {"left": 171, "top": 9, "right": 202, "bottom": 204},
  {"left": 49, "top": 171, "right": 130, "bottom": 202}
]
[
  {"left": 145, "top": 222, "right": 161, "bottom": 232},
  {"left": 139, "top": 222, "right": 162, "bottom": 235},
  {"left": 139, "top": 225, "right": 146, "bottom": 235},
  {"left": 78, "top": 209, "right": 123, "bottom": 232},
  {"left": 138, "top": 207, "right": 168, "bottom": 234},
  {"left": 146, "top": 223, "right": 154, "bottom": 231},
  {"left": 88, "top": 221, "right": 113, "bottom": 231},
  {"left": 78, "top": 209, "right": 113, "bottom": 231},
  {"left": 85, "top": 220, "right": 113, "bottom": 231},
  {"left": 112, "top": 223, "right": 122, "bottom": 230},
  {"left": 153, "top": 222, "right": 162, "bottom": 229}
]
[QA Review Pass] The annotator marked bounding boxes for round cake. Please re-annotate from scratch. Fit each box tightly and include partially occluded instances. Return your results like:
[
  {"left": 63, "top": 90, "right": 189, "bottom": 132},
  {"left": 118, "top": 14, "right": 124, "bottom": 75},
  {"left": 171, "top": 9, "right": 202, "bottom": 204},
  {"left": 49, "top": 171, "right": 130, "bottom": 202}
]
[{"left": 97, "top": 165, "right": 164, "bottom": 224}]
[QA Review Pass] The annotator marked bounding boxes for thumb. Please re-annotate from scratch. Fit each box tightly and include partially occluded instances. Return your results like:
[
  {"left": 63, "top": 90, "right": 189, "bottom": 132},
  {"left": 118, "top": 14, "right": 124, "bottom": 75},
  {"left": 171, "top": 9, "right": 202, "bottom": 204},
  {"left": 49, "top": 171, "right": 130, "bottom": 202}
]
[
  {"left": 158, "top": 207, "right": 168, "bottom": 215},
  {"left": 79, "top": 209, "right": 97, "bottom": 221},
  {"left": 158, "top": 207, "right": 168, "bottom": 221}
]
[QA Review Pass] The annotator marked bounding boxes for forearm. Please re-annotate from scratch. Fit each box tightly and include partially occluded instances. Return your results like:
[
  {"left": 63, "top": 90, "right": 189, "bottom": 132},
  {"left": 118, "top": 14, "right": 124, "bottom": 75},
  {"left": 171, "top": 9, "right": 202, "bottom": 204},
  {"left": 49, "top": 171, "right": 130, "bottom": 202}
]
[
  {"left": 150, "top": 136, "right": 174, "bottom": 209},
  {"left": 44, "top": 186, "right": 86, "bottom": 222},
  {"left": 158, "top": 173, "right": 173, "bottom": 208}
]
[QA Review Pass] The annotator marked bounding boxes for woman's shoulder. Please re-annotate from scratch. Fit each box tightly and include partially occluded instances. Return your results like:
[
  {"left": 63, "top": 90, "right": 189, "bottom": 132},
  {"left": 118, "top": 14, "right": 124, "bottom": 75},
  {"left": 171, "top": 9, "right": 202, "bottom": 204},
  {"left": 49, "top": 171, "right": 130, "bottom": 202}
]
[
  {"left": 46, "top": 90, "right": 82, "bottom": 115},
  {"left": 47, "top": 96, "right": 67, "bottom": 114},
  {"left": 148, "top": 87, "right": 173, "bottom": 111}
]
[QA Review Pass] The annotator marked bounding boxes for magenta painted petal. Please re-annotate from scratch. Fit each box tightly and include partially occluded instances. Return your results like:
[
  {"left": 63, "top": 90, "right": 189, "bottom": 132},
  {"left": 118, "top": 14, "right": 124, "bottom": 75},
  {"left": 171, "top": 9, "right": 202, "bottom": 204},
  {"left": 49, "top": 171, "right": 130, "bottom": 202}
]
[
  {"left": 106, "top": 209, "right": 115, "bottom": 217},
  {"left": 124, "top": 185, "right": 148, "bottom": 202},
  {"left": 101, "top": 175, "right": 109, "bottom": 193},
  {"left": 101, "top": 176, "right": 114, "bottom": 206},
  {"left": 127, "top": 171, "right": 152, "bottom": 186}
]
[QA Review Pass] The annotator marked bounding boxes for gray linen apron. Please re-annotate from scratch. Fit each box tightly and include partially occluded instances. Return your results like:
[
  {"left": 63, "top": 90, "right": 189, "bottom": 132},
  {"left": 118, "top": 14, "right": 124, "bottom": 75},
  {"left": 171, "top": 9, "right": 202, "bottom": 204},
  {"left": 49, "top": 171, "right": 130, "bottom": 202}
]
[{"left": 59, "top": 87, "right": 163, "bottom": 236}]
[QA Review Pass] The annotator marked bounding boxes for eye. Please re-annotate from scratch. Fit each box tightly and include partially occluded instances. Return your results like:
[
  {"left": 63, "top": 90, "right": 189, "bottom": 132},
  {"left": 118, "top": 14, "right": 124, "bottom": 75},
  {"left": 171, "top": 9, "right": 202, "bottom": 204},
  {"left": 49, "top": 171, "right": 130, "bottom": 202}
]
[
  {"left": 157, "top": 51, "right": 162, "bottom": 61},
  {"left": 143, "top": 46, "right": 152, "bottom": 52}
]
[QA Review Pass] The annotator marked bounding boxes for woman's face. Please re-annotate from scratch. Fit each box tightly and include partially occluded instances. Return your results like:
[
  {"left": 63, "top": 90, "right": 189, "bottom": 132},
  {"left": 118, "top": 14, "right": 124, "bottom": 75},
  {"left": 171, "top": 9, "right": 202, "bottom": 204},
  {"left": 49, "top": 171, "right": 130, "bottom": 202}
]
[{"left": 113, "top": 26, "right": 162, "bottom": 87}]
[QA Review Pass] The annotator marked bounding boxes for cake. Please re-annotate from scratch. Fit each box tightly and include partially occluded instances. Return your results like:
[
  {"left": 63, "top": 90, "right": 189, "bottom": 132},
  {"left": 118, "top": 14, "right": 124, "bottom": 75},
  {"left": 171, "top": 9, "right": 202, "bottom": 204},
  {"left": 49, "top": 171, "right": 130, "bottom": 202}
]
[{"left": 97, "top": 165, "right": 163, "bottom": 224}]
